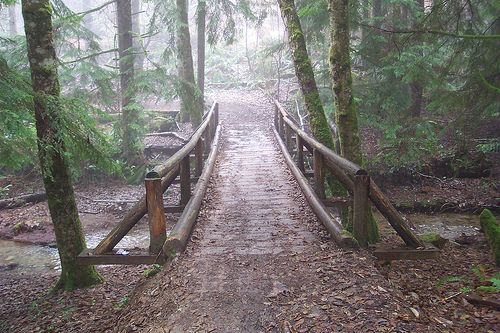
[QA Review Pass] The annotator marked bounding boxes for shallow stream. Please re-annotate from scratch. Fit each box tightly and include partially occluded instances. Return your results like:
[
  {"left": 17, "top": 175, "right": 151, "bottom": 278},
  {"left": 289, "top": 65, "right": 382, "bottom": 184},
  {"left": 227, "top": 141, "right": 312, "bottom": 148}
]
[
  {"left": 0, "top": 213, "right": 496, "bottom": 273},
  {"left": 0, "top": 227, "right": 151, "bottom": 273}
]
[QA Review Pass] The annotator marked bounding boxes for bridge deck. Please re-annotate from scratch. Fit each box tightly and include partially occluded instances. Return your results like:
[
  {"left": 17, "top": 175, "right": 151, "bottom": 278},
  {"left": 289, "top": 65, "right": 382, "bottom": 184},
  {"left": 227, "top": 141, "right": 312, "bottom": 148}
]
[{"left": 117, "top": 92, "right": 431, "bottom": 332}]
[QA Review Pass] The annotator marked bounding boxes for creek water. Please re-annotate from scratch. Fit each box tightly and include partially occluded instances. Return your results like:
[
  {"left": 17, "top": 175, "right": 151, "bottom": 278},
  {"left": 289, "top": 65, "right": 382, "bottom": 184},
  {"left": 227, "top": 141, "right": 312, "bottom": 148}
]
[
  {"left": 375, "top": 212, "right": 485, "bottom": 239},
  {"left": 0, "top": 227, "right": 151, "bottom": 273},
  {"left": 0, "top": 213, "right": 495, "bottom": 273}
]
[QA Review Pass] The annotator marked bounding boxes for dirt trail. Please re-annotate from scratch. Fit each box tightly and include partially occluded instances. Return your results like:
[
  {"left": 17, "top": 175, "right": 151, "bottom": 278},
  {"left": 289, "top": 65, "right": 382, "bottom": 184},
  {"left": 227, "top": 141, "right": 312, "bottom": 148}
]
[{"left": 115, "top": 90, "right": 436, "bottom": 332}]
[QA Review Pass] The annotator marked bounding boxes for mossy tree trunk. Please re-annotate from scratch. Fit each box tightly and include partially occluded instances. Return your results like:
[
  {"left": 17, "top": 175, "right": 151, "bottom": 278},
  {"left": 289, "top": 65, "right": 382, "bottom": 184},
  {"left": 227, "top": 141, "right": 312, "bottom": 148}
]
[
  {"left": 328, "top": 0, "right": 379, "bottom": 245},
  {"left": 278, "top": 0, "right": 347, "bottom": 223},
  {"left": 177, "top": 0, "right": 203, "bottom": 128},
  {"left": 480, "top": 209, "right": 500, "bottom": 266},
  {"left": 117, "top": 0, "right": 141, "bottom": 163},
  {"left": 277, "top": 0, "right": 335, "bottom": 151},
  {"left": 197, "top": 0, "right": 206, "bottom": 98},
  {"left": 21, "top": 0, "right": 103, "bottom": 291}
]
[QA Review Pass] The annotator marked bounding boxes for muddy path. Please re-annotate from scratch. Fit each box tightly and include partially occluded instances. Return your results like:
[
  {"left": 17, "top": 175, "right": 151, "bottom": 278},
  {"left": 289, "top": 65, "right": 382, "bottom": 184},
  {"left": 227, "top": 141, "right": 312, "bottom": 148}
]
[{"left": 113, "top": 90, "right": 439, "bottom": 332}]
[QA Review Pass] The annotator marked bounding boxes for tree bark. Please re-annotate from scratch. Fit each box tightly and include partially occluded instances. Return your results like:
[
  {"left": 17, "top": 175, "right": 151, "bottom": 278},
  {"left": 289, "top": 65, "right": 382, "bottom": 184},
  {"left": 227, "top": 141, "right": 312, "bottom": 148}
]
[
  {"left": 132, "top": 0, "right": 144, "bottom": 70},
  {"left": 197, "top": 0, "right": 206, "bottom": 97},
  {"left": 277, "top": 0, "right": 335, "bottom": 150},
  {"left": 328, "top": 0, "right": 379, "bottom": 244},
  {"left": 21, "top": 0, "right": 102, "bottom": 291},
  {"left": 117, "top": 0, "right": 140, "bottom": 163},
  {"left": 177, "top": 0, "right": 203, "bottom": 128}
]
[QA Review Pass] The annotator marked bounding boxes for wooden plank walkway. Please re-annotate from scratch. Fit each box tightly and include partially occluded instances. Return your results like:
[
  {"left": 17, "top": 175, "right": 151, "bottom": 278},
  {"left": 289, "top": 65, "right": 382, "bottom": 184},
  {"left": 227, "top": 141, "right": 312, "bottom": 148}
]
[{"left": 116, "top": 93, "right": 433, "bottom": 332}]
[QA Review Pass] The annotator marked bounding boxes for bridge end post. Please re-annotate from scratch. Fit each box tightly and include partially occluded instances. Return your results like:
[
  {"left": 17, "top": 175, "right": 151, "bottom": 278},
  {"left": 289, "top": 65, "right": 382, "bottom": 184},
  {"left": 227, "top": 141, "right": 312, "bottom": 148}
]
[
  {"left": 353, "top": 175, "right": 370, "bottom": 247},
  {"left": 145, "top": 171, "right": 167, "bottom": 254}
]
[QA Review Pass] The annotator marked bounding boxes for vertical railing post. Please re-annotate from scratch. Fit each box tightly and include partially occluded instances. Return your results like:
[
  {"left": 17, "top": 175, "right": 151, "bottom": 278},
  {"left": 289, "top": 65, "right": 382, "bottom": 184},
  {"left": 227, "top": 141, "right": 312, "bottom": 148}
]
[
  {"left": 313, "top": 149, "right": 325, "bottom": 199},
  {"left": 195, "top": 139, "right": 203, "bottom": 177},
  {"left": 285, "top": 123, "right": 292, "bottom": 152},
  {"left": 180, "top": 155, "right": 191, "bottom": 206},
  {"left": 353, "top": 175, "right": 370, "bottom": 247},
  {"left": 145, "top": 171, "right": 166, "bottom": 253},
  {"left": 296, "top": 135, "right": 304, "bottom": 172},
  {"left": 214, "top": 102, "right": 219, "bottom": 129},
  {"left": 204, "top": 121, "right": 212, "bottom": 155},
  {"left": 274, "top": 104, "right": 279, "bottom": 130},
  {"left": 278, "top": 110, "right": 284, "bottom": 139}
]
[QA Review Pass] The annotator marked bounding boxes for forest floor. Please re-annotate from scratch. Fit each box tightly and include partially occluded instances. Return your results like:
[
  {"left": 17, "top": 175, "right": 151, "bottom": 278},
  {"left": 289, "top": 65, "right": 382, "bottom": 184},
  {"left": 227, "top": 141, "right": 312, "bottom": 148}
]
[{"left": 0, "top": 89, "right": 499, "bottom": 332}]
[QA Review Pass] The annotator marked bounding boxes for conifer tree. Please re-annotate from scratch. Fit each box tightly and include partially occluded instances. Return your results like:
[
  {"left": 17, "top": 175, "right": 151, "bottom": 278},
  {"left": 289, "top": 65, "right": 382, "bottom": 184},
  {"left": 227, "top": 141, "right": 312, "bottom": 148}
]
[{"left": 21, "top": 0, "right": 103, "bottom": 291}]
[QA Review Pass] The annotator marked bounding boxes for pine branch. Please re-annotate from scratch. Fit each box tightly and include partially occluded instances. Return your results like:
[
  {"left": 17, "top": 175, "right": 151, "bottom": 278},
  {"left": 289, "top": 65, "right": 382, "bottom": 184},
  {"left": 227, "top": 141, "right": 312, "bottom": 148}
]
[
  {"left": 360, "top": 23, "right": 500, "bottom": 39},
  {"left": 77, "top": 0, "right": 116, "bottom": 18},
  {"left": 62, "top": 48, "right": 119, "bottom": 65}
]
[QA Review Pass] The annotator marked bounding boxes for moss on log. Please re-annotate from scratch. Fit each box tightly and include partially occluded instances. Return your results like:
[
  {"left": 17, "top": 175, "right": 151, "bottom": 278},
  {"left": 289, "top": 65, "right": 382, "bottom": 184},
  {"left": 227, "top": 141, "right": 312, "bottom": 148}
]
[{"left": 480, "top": 209, "right": 500, "bottom": 266}]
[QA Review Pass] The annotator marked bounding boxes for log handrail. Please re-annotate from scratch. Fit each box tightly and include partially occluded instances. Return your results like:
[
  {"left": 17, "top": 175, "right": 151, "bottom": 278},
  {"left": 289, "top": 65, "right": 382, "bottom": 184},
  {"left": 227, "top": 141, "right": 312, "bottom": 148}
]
[
  {"left": 91, "top": 102, "right": 220, "bottom": 255},
  {"left": 274, "top": 100, "right": 423, "bottom": 248}
]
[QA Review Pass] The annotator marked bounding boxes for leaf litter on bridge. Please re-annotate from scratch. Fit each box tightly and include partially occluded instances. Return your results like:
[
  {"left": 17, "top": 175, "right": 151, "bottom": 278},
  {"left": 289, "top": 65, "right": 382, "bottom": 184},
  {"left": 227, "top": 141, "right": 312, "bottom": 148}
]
[{"left": 114, "top": 90, "right": 447, "bottom": 332}]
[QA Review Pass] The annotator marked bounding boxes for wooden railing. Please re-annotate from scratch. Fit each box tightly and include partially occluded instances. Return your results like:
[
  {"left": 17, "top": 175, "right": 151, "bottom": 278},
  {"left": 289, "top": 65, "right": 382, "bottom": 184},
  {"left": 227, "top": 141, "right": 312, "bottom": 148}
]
[
  {"left": 78, "top": 102, "right": 220, "bottom": 265},
  {"left": 273, "top": 100, "right": 423, "bottom": 249}
]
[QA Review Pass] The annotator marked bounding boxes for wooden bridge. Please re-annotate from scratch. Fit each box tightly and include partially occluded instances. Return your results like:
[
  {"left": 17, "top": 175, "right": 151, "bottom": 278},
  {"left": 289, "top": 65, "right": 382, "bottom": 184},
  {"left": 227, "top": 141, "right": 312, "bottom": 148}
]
[{"left": 78, "top": 98, "right": 437, "bottom": 267}]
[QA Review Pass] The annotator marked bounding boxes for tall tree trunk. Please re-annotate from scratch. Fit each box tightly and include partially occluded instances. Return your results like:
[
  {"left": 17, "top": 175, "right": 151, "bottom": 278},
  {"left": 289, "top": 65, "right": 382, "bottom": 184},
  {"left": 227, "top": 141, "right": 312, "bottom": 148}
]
[
  {"left": 21, "top": 0, "right": 102, "bottom": 291},
  {"left": 9, "top": 4, "right": 17, "bottom": 36},
  {"left": 328, "top": 0, "right": 379, "bottom": 245},
  {"left": 132, "top": 0, "right": 144, "bottom": 70},
  {"left": 408, "top": 0, "right": 425, "bottom": 118},
  {"left": 117, "top": 0, "right": 139, "bottom": 163},
  {"left": 277, "top": 0, "right": 349, "bottom": 227},
  {"left": 409, "top": 81, "right": 423, "bottom": 117},
  {"left": 177, "top": 0, "right": 203, "bottom": 128},
  {"left": 277, "top": 0, "right": 335, "bottom": 149},
  {"left": 197, "top": 0, "right": 206, "bottom": 97}
]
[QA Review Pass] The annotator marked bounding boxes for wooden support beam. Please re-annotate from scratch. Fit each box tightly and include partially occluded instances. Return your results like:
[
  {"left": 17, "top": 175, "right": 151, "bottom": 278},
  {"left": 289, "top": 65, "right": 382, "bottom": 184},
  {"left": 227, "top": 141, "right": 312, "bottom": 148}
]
[
  {"left": 322, "top": 197, "right": 353, "bottom": 208},
  {"left": 273, "top": 127, "right": 356, "bottom": 248},
  {"left": 296, "top": 136, "right": 305, "bottom": 172},
  {"left": 353, "top": 175, "right": 370, "bottom": 247},
  {"left": 164, "top": 124, "right": 221, "bottom": 254},
  {"left": 146, "top": 171, "right": 167, "bottom": 253},
  {"left": 285, "top": 123, "right": 292, "bottom": 151},
  {"left": 195, "top": 139, "right": 203, "bottom": 177},
  {"left": 92, "top": 166, "right": 179, "bottom": 255},
  {"left": 163, "top": 205, "right": 185, "bottom": 213},
  {"left": 369, "top": 182, "right": 423, "bottom": 247},
  {"left": 278, "top": 110, "right": 284, "bottom": 139},
  {"left": 372, "top": 243, "right": 439, "bottom": 261},
  {"left": 180, "top": 154, "right": 191, "bottom": 206},
  {"left": 313, "top": 149, "right": 325, "bottom": 200},
  {"left": 77, "top": 249, "right": 163, "bottom": 265}
]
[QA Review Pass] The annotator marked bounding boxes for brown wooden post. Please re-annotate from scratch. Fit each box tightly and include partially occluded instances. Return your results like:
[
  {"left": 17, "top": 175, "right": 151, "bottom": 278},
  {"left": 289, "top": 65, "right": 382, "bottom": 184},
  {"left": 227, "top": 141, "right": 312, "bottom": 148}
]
[
  {"left": 278, "top": 111, "right": 284, "bottom": 139},
  {"left": 195, "top": 139, "right": 203, "bottom": 177},
  {"left": 274, "top": 105, "right": 279, "bottom": 130},
  {"left": 145, "top": 171, "right": 166, "bottom": 253},
  {"left": 204, "top": 121, "right": 212, "bottom": 155},
  {"left": 353, "top": 175, "right": 370, "bottom": 247},
  {"left": 285, "top": 123, "right": 292, "bottom": 151},
  {"left": 313, "top": 149, "right": 325, "bottom": 199},
  {"left": 214, "top": 102, "right": 219, "bottom": 128},
  {"left": 296, "top": 135, "right": 304, "bottom": 172},
  {"left": 180, "top": 155, "right": 191, "bottom": 205}
]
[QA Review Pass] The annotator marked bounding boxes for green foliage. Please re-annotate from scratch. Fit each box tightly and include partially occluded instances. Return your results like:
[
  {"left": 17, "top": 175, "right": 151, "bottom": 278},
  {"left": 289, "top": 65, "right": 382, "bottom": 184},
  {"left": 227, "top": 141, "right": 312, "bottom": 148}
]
[
  {"left": 113, "top": 296, "right": 129, "bottom": 309},
  {"left": 478, "top": 139, "right": 500, "bottom": 153},
  {"left": 436, "top": 276, "right": 467, "bottom": 289},
  {"left": 0, "top": 183, "right": 11, "bottom": 199},
  {"left": 142, "top": 263, "right": 163, "bottom": 277},
  {"left": 370, "top": 118, "right": 444, "bottom": 171}
]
